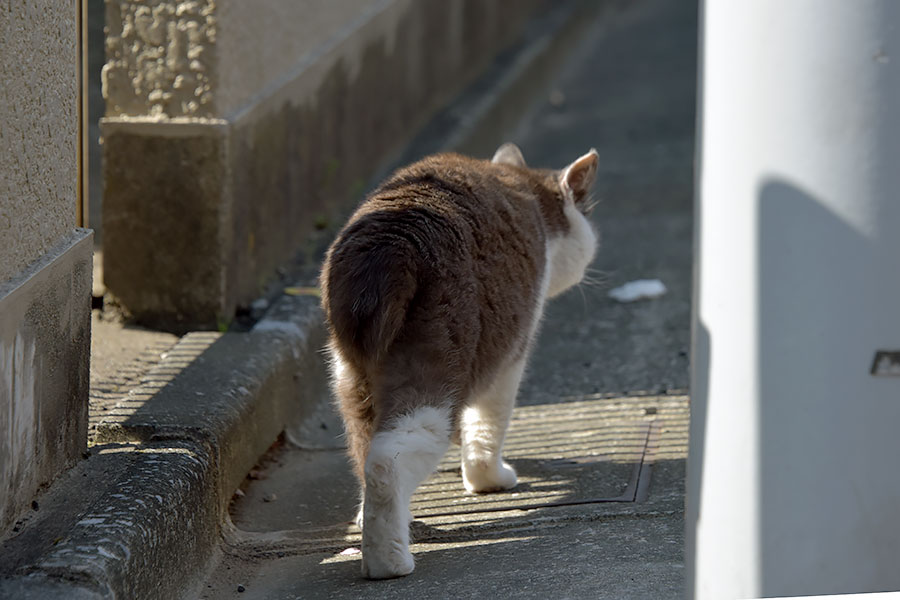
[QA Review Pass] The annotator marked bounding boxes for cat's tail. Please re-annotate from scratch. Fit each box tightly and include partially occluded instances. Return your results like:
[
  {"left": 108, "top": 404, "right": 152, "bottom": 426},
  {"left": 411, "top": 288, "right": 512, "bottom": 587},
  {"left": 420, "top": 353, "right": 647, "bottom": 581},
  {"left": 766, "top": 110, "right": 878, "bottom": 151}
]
[{"left": 323, "top": 242, "right": 418, "bottom": 362}]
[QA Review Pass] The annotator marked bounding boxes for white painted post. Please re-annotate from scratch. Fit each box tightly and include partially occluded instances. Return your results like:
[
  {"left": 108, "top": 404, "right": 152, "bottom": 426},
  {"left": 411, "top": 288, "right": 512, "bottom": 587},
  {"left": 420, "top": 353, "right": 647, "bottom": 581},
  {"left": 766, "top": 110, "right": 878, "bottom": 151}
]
[{"left": 687, "top": 1, "right": 900, "bottom": 598}]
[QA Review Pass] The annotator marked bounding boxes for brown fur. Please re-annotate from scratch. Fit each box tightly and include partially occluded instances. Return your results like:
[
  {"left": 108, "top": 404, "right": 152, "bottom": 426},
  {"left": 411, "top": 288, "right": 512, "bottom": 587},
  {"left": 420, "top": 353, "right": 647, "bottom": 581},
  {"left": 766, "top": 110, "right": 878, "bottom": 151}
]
[{"left": 320, "top": 151, "right": 587, "bottom": 481}]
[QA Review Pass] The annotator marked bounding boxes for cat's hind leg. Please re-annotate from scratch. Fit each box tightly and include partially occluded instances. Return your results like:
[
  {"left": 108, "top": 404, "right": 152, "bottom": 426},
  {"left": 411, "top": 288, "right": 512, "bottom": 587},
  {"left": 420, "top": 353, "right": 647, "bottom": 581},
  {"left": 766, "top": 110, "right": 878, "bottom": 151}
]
[
  {"left": 328, "top": 349, "right": 373, "bottom": 529},
  {"left": 460, "top": 357, "right": 525, "bottom": 493},
  {"left": 361, "top": 404, "right": 451, "bottom": 579}
]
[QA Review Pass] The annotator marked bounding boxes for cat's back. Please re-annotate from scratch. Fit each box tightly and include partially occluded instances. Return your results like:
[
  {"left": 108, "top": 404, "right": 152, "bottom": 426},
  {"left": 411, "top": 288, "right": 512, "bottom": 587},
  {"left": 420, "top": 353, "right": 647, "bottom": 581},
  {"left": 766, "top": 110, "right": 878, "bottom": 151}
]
[
  {"left": 321, "top": 153, "right": 547, "bottom": 380},
  {"left": 354, "top": 153, "right": 541, "bottom": 235},
  {"left": 334, "top": 153, "right": 547, "bottom": 269}
]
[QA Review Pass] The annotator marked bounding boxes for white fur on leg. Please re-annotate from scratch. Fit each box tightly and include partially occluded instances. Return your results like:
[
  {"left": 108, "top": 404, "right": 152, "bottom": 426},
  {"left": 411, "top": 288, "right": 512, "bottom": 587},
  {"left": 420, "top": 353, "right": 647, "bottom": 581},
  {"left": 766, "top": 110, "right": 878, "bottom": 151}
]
[
  {"left": 356, "top": 496, "right": 413, "bottom": 530},
  {"left": 355, "top": 496, "right": 364, "bottom": 530},
  {"left": 361, "top": 406, "right": 451, "bottom": 579},
  {"left": 461, "top": 358, "right": 526, "bottom": 493}
]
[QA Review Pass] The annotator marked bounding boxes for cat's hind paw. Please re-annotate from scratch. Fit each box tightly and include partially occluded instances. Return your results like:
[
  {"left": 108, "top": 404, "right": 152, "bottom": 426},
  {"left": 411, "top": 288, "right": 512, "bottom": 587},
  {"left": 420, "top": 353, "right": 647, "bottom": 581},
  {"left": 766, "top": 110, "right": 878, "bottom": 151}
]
[
  {"left": 462, "top": 459, "right": 518, "bottom": 493},
  {"left": 361, "top": 538, "right": 415, "bottom": 580}
]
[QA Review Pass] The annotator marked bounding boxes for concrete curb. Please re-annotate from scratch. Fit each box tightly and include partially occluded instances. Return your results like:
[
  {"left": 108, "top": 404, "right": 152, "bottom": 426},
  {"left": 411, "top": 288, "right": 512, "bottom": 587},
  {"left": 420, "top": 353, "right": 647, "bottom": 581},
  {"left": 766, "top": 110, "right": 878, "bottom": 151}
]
[
  {"left": 2, "top": 439, "right": 218, "bottom": 600},
  {"left": 0, "top": 2, "right": 602, "bottom": 597},
  {"left": 0, "top": 295, "right": 329, "bottom": 600},
  {"left": 95, "top": 293, "right": 333, "bottom": 515}
]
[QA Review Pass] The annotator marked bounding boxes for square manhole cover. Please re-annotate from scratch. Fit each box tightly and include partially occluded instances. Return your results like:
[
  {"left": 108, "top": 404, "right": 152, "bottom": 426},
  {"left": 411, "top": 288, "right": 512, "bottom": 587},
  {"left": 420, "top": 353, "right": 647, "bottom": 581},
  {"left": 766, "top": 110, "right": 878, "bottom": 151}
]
[
  {"left": 224, "top": 396, "right": 686, "bottom": 556},
  {"left": 410, "top": 402, "right": 659, "bottom": 519}
]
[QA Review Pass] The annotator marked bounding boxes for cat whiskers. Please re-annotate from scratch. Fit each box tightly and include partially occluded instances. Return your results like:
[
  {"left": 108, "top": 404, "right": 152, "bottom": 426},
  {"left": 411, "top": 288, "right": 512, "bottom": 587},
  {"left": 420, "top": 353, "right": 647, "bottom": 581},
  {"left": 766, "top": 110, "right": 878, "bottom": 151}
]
[
  {"left": 575, "top": 280, "right": 589, "bottom": 313},
  {"left": 573, "top": 267, "right": 610, "bottom": 312},
  {"left": 579, "top": 267, "right": 611, "bottom": 288},
  {"left": 579, "top": 275, "right": 606, "bottom": 287},
  {"left": 578, "top": 194, "right": 601, "bottom": 216}
]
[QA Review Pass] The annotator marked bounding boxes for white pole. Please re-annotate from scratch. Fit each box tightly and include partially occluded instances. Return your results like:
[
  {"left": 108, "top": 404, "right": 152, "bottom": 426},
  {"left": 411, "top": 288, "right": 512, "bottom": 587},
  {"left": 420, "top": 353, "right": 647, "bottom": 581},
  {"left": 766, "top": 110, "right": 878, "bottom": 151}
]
[{"left": 688, "top": 2, "right": 900, "bottom": 598}]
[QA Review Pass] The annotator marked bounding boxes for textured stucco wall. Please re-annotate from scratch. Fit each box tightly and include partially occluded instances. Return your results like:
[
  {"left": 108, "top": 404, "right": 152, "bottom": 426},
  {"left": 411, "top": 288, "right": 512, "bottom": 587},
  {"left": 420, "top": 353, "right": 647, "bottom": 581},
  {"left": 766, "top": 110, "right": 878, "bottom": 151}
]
[
  {"left": 102, "top": 0, "right": 218, "bottom": 117},
  {"left": 0, "top": 1, "right": 78, "bottom": 284}
]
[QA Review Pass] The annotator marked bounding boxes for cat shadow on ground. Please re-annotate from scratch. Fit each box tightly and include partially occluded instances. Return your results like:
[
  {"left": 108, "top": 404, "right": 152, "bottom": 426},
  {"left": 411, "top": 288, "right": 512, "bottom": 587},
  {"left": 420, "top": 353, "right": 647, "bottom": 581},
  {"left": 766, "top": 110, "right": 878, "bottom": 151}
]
[
  {"left": 223, "top": 391, "right": 687, "bottom": 594},
  {"left": 302, "top": 455, "right": 687, "bottom": 598}
]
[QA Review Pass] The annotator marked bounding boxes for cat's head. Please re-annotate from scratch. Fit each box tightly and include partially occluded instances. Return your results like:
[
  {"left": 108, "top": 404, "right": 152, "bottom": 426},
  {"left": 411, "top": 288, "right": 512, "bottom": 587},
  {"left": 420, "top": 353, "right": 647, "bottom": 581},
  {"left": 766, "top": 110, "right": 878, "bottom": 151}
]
[{"left": 492, "top": 143, "right": 599, "bottom": 298}]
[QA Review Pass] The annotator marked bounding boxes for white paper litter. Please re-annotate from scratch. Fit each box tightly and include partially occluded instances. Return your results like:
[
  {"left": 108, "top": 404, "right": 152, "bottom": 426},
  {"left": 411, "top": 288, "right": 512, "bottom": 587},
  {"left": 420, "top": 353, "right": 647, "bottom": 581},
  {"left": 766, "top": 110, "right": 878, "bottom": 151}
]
[{"left": 608, "top": 279, "right": 667, "bottom": 303}]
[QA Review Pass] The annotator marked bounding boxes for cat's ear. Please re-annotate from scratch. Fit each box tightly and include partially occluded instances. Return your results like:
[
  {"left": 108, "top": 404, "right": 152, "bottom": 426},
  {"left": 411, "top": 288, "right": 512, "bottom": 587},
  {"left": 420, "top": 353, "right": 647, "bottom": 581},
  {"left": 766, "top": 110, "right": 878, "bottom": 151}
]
[
  {"left": 560, "top": 149, "right": 599, "bottom": 203},
  {"left": 492, "top": 143, "right": 527, "bottom": 167}
]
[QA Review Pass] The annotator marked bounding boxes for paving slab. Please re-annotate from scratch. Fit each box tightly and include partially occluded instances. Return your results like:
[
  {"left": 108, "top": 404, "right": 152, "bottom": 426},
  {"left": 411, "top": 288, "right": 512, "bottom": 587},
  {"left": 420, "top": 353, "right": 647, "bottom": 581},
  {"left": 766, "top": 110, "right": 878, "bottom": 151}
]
[
  {"left": 201, "top": 394, "right": 688, "bottom": 600},
  {"left": 88, "top": 307, "right": 179, "bottom": 443},
  {"left": 206, "top": 516, "right": 684, "bottom": 600},
  {"left": 228, "top": 394, "right": 686, "bottom": 527}
]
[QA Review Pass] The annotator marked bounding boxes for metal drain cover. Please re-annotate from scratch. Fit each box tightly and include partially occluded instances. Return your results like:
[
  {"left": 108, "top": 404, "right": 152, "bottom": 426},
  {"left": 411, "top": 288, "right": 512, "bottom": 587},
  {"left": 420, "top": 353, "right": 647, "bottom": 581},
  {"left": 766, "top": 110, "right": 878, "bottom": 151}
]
[{"left": 410, "top": 401, "right": 663, "bottom": 519}]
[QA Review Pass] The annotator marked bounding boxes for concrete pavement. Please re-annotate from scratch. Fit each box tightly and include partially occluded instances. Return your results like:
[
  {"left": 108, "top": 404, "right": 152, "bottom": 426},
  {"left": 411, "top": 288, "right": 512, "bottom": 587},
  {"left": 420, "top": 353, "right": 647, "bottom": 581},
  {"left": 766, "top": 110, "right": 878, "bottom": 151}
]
[
  {"left": 202, "top": 395, "right": 689, "bottom": 599},
  {"left": 199, "top": 0, "right": 697, "bottom": 598}
]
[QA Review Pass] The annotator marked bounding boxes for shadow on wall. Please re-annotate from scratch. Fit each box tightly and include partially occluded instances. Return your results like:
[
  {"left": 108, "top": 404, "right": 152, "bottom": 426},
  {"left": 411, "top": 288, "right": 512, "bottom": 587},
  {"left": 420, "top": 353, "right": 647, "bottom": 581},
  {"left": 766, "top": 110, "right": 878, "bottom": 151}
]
[{"left": 757, "top": 179, "right": 900, "bottom": 595}]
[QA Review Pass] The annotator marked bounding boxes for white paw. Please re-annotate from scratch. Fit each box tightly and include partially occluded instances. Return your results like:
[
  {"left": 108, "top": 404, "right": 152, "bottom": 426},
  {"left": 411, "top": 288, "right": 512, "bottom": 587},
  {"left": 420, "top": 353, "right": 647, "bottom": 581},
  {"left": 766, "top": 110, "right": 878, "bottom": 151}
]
[
  {"left": 462, "top": 459, "right": 518, "bottom": 493},
  {"left": 361, "top": 538, "right": 415, "bottom": 579},
  {"left": 356, "top": 506, "right": 412, "bottom": 529}
]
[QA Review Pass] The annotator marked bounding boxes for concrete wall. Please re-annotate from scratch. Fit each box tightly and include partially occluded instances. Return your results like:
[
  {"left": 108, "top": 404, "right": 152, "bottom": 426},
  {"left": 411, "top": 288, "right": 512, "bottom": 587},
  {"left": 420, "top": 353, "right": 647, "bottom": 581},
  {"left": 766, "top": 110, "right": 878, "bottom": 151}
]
[
  {"left": 0, "top": 2, "right": 79, "bottom": 283},
  {"left": 0, "top": 3, "right": 94, "bottom": 535},
  {"left": 101, "top": 0, "right": 541, "bottom": 331},
  {"left": 0, "top": 232, "right": 93, "bottom": 536},
  {"left": 216, "top": 0, "right": 389, "bottom": 118}
]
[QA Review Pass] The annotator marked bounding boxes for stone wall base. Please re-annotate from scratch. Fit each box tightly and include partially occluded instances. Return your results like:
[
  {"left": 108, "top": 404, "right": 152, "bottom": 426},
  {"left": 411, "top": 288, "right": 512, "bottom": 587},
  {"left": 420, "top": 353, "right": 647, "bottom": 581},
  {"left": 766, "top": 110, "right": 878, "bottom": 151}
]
[{"left": 0, "top": 228, "right": 93, "bottom": 534}]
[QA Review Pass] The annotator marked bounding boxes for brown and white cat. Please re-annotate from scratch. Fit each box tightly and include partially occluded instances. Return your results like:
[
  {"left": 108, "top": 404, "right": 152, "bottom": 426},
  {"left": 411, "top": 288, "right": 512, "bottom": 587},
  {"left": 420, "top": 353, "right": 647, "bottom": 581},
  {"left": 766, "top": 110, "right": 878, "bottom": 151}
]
[{"left": 319, "top": 143, "right": 599, "bottom": 579}]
